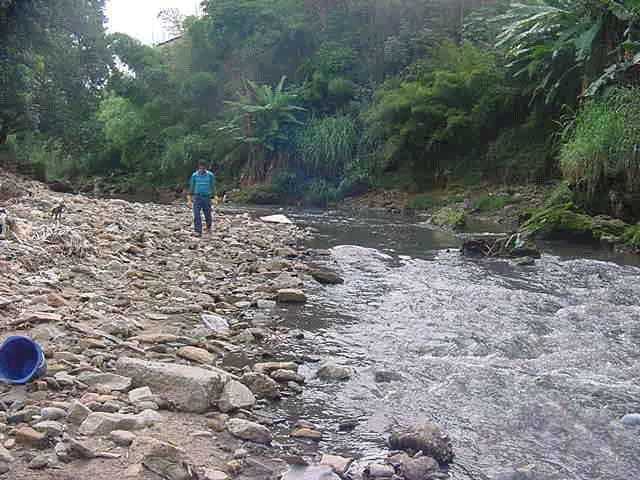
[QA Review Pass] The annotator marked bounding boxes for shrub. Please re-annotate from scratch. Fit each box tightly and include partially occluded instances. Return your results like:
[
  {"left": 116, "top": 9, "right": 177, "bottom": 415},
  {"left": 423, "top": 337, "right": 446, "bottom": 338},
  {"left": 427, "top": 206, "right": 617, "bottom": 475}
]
[{"left": 560, "top": 87, "right": 640, "bottom": 207}]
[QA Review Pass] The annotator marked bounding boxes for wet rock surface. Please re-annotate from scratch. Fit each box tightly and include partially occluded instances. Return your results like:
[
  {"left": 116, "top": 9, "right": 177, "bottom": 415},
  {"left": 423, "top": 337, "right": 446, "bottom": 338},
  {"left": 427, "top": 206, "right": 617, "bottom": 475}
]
[{"left": 389, "top": 423, "right": 454, "bottom": 464}]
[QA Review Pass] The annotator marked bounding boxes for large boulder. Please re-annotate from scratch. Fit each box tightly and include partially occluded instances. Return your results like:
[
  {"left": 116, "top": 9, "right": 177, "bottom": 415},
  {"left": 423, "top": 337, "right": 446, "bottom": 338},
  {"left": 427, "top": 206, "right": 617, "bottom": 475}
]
[
  {"left": 389, "top": 422, "right": 454, "bottom": 464},
  {"left": 218, "top": 380, "right": 256, "bottom": 413},
  {"left": 226, "top": 418, "right": 272, "bottom": 444},
  {"left": 116, "top": 357, "right": 230, "bottom": 413},
  {"left": 240, "top": 372, "right": 281, "bottom": 400}
]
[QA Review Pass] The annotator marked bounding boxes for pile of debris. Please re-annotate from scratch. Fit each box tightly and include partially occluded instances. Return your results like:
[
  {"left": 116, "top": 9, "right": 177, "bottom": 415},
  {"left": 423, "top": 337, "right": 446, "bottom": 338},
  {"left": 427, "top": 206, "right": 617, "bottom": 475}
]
[{"left": 461, "top": 233, "right": 541, "bottom": 260}]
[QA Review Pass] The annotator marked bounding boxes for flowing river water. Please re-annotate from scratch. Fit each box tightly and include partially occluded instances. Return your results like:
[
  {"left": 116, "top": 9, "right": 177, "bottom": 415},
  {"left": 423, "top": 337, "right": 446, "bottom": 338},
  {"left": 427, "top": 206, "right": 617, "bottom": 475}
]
[{"left": 230, "top": 207, "right": 640, "bottom": 480}]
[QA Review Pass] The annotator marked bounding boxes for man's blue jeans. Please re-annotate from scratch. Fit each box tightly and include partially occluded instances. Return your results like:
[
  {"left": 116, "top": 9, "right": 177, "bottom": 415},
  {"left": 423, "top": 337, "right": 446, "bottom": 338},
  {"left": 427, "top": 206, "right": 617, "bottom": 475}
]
[{"left": 193, "top": 195, "right": 212, "bottom": 234}]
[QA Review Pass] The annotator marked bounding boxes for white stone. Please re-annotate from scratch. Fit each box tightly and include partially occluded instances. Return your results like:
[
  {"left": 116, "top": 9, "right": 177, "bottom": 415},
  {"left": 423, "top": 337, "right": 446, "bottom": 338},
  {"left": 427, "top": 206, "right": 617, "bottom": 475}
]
[{"left": 218, "top": 380, "right": 256, "bottom": 413}]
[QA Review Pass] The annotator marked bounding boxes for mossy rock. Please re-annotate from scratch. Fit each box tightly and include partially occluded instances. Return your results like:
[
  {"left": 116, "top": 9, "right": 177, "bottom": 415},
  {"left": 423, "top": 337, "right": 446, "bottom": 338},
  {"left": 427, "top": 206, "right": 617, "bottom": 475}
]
[{"left": 521, "top": 202, "right": 628, "bottom": 242}]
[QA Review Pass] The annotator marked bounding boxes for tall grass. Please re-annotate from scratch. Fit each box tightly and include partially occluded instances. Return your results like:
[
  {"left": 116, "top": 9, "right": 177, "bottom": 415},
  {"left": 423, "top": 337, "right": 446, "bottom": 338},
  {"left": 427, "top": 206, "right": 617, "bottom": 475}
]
[
  {"left": 560, "top": 87, "right": 640, "bottom": 201},
  {"left": 296, "top": 115, "right": 357, "bottom": 179}
]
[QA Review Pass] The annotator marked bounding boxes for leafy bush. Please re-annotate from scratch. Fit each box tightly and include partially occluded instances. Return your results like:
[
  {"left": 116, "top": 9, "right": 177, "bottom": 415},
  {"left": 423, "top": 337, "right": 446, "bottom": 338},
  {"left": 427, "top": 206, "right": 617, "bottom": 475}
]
[{"left": 364, "top": 41, "right": 517, "bottom": 180}]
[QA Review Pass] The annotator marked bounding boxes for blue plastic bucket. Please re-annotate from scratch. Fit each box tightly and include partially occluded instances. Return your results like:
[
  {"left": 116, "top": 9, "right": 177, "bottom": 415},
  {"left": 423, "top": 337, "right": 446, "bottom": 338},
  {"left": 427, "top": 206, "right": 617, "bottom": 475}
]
[{"left": 0, "top": 336, "right": 47, "bottom": 384}]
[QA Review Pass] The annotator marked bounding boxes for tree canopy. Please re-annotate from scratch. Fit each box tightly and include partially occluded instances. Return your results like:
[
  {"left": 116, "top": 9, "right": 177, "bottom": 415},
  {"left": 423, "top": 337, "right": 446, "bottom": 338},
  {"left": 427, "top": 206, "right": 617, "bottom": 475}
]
[{"left": 2, "top": 0, "right": 640, "bottom": 213}]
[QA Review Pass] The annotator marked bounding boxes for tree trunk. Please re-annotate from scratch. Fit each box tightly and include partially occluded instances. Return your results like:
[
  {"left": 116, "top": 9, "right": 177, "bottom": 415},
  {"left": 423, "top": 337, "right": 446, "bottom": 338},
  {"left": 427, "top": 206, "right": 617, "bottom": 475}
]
[{"left": 0, "top": 128, "right": 7, "bottom": 145}]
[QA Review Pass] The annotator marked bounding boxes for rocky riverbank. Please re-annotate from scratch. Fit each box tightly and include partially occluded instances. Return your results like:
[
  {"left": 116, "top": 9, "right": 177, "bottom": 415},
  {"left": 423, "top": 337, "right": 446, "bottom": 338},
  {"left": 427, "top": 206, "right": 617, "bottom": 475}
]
[{"left": 0, "top": 172, "right": 455, "bottom": 480}]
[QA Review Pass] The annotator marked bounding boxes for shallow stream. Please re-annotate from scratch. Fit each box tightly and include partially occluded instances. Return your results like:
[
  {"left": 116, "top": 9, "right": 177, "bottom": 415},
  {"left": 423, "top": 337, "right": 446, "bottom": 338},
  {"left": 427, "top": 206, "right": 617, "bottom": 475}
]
[{"left": 239, "top": 207, "right": 640, "bottom": 480}]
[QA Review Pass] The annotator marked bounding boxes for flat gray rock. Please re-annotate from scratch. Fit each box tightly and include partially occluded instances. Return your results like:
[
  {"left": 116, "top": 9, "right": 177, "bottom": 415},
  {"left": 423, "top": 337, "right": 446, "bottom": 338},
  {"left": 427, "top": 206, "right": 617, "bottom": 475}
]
[{"left": 116, "top": 357, "right": 230, "bottom": 413}]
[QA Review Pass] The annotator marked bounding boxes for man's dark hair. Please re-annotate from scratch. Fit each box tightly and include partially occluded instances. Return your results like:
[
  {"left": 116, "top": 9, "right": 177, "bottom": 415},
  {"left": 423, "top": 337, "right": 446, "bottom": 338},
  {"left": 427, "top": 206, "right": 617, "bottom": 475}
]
[{"left": 198, "top": 159, "right": 208, "bottom": 168}]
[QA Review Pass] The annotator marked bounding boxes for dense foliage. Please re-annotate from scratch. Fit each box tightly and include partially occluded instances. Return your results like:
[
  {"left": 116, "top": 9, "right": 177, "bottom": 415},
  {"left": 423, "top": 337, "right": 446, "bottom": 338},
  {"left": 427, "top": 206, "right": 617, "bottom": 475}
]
[{"left": 1, "top": 0, "right": 640, "bottom": 215}]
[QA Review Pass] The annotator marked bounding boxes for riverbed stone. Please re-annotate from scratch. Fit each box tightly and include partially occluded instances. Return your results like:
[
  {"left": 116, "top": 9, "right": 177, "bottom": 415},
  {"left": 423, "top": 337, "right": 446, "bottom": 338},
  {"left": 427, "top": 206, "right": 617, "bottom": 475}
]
[
  {"left": 226, "top": 418, "right": 272, "bottom": 444},
  {"left": 291, "top": 428, "right": 322, "bottom": 441},
  {"left": 201, "top": 313, "right": 230, "bottom": 334},
  {"left": 0, "top": 446, "right": 14, "bottom": 464},
  {"left": 320, "top": 454, "right": 353, "bottom": 475},
  {"left": 218, "top": 380, "right": 256, "bottom": 412},
  {"left": 110, "top": 430, "right": 136, "bottom": 446},
  {"left": 40, "top": 407, "right": 67, "bottom": 421},
  {"left": 283, "top": 465, "right": 340, "bottom": 480},
  {"left": 204, "top": 469, "right": 231, "bottom": 480},
  {"left": 33, "top": 420, "right": 65, "bottom": 438},
  {"left": 374, "top": 370, "right": 403, "bottom": 383},
  {"left": 177, "top": 346, "right": 216, "bottom": 364},
  {"left": 389, "top": 422, "right": 454, "bottom": 463},
  {"left": 400, "top": 455, "right": 439, "bottom": 480},
  {"left": 15, "top": 427, "right": 47, "bottom": 447},
  {"left": 254, "top": 361, "right": 298, "bottom": 374},
  {"left": 240, "top": 372, "right": 281, "bottom": 400},
  {"left": 310, "top": 269, "right": 344, "bottom": 285},
  {"left": 277, "top": 289, "right": 307, "bottom": 303},
  {"left": 129, "top": 436, "right": 192, "bottom": 480},
  {"left": 128, "top": 386, "right": 154, "bottom": 404},
  {"left": 364, "top": 463, "right": 395, "bottom": 479},
  {"left": 27, "top": 454, "right": 50, "bottom": 470},
  {"left": 79, "top": 410, "right": 161, "bottom": 436},
  {"left": 621, "top": 413, "right": 640, "bottom": 426},
  {"left": 77, "top": 372, "right": 132, "bottom": 392},
  {"left": 116, "top": 357, "right": 230, "bottom": 413},
  {"left": 271, "top": 369, "right": 305, "bottom": 383},
  {"left": 317, "top": 363, "right": 352, "bottom": 381},
  {"left": 67, "top": 400, "right": 92, "bottom": 425}
]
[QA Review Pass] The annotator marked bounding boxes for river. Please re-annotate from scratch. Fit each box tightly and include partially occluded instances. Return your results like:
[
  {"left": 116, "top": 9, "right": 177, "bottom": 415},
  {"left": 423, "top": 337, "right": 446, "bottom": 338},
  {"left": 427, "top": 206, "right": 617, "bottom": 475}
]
[{"left": 228, "top": 207, "right": 640, "bottom": 480}]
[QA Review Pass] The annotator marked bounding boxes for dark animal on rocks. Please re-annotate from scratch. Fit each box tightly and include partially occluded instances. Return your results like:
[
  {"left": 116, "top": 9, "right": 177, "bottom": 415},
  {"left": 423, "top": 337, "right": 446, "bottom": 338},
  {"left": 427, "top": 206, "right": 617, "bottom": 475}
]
[{"left": 51, "top": 203, "right": 66, "bottom": 222}]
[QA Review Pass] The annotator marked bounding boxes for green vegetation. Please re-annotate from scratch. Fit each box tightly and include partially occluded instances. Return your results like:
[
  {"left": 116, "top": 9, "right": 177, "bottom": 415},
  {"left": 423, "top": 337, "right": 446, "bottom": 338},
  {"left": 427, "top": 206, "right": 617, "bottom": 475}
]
[
  {"left": 432, "top": 207, "right": 467, "bottom": 230},
  {"left": 521, "top": 203, "right": 628, "bottom": 241},
  {"left": 623, "top": 224, "right": 640, "bottom": 249},
  {"left": 559, "top": 87, "right": 640, "bottom": 213},
  {"left": 2, "top": 0, "right": 640, "bottom": 238},
  {"left": 474, "top": 194, "right": 515, "bottom": 212},
  {"left": 406, "top": 195, "right": 442, "bottom": 212}
]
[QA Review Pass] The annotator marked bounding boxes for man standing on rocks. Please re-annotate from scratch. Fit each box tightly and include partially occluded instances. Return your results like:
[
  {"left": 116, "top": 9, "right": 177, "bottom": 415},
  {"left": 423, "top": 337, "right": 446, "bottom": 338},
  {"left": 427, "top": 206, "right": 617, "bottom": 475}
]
[{"left": 187, "top": 160, "right": 216, "bottom": 236}]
